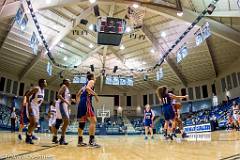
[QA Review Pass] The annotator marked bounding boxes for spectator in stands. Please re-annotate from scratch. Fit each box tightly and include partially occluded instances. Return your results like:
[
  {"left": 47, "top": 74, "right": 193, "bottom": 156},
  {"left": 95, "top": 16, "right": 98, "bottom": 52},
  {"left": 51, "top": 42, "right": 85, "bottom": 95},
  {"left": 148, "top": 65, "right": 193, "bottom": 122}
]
[
  {"left": 232, "top": 101, "right": 239, "bottom": 131},
  {"left": 11, "top": 107, "right": 17, "bottom": 132},
  {"left": 210, "top": 115, "right": 218, "bottom": 131},
  {"left": 226, "top": 113, "right": 233, "bottom": 131},
  {"left": 225, "top": 88, "right": 231, "bottom": 103},
  {"left": 212, "top": 93, "right": 218, "bottom": 108}
]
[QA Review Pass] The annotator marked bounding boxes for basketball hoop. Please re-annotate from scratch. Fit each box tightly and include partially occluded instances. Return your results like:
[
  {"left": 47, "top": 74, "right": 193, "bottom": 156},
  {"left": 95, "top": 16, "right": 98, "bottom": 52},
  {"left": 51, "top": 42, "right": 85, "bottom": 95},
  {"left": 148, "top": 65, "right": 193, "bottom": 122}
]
[{"left": 97, "top": 105, "right": 110, "bottom": 124}]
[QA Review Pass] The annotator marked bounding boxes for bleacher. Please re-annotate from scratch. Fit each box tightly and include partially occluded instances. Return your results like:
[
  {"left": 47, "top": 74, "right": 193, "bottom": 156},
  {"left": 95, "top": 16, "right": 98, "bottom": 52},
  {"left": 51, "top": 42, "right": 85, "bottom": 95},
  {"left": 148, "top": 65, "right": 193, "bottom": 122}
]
[
  {"left": 182, "top": 97, "right": 240, "bottom": 129},
  {"left": 1, "top": 97, "right": 239, "bottom": 135}
]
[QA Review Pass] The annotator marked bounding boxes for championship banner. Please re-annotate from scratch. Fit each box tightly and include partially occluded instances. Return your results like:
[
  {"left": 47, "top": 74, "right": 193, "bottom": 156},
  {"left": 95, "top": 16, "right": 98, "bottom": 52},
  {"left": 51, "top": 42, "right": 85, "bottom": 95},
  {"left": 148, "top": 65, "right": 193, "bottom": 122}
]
[
  {"left": 20, "top": 14, "right": 28, "bottom": 31},
  {"left": 194, "top": 28, "right": 203, "bottom": 46},
  {"left": 47, "top": 61, "right": 52, "bottom": 76},
  {"left": 16, "top": 6, "right": 24, "bottom": 26},
  {"left": 194, "top": 22, "right": 211, "bottom": 46},
  {"left": 184, "top": 123, "right": 212, "bottom": 133},
  {"left": 156, "top": 67, "right": 163, "bottom": 80},
  {"left": 29, "top": 32, "right": 39, "bottom": 54}
]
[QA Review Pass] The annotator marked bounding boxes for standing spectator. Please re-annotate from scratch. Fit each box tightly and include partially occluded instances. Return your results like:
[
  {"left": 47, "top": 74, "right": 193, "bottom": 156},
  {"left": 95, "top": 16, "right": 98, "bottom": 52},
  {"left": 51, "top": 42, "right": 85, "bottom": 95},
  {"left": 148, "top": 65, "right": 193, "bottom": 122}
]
[
  {"left": 11, "top": 107, "right": 17, "bottom": 132},
  {"left": 212, "top": 93, "right": 218, "bottom": 107},
  {"left": 232, "top": 101, "right": 239, "bottom": 131},
  {"left": 225, "top": 88, "right": 231, "bottom": 102}
]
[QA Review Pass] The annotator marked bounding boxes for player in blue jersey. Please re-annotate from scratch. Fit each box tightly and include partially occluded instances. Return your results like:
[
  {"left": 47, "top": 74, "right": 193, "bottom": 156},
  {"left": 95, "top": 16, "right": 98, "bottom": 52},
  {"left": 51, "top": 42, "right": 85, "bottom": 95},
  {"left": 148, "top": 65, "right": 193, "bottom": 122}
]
[
  {"left": 144, "top": 104, "right": 155, "bottom": 140},
  {"left": 156, "top": 86, "right": 188, "bottom": 140},
  {"left": 77, "top": 72, "right": 100, "bottom": 148}
]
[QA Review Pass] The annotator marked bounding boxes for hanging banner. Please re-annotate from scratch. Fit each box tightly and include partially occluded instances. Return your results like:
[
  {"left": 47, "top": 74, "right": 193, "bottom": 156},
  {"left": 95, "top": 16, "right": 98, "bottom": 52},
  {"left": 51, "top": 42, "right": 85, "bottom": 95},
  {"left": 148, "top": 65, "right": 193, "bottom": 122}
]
[
  {"left": 176, "top": 44, "right": 188, "bottom": 63},
  {"left": 20, "top": 14, "right": 28, "bottom": 31},
  {"left": 47, "top": 62, "right": 52, "bottom": 76},
  {"left": 156, "top": 67, "right": 163, "bottom": 81},
  {"left": 202, "top": 22, "right": 211, "bottom": 40},
  {"left": 16, "top": 6, "right": 24, "bottom": 26},
  {"left": 194, "top": 22, "right": 211, "bottom": 46},
  {"left": 194, "top": 28, "right": 203, "bottom": 46},
  {"left": 29, "top": 32, "right": 39, "bottom": 54}
]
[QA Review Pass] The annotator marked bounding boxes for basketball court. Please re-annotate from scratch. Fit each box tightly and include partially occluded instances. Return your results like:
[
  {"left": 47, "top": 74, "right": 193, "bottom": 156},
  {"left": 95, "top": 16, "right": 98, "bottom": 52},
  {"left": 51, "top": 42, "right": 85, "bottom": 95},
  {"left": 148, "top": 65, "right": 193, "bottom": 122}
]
[
  {"left": 1, "top": 0, "right": 240, "bottom": 159},
  {"left": 0, "top": 131, "right": 239, "bottom": 160}
]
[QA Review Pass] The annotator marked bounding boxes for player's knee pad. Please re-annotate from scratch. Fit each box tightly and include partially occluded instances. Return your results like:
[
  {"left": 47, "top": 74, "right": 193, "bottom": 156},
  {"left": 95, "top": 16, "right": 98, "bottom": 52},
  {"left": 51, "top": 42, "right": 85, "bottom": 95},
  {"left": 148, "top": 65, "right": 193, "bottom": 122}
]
[
  {"left": 79, "top": 122, "right": 85, "bottom": 130},
  {"left": 55, "top": 119, "right": 62, "bottom": 130}
]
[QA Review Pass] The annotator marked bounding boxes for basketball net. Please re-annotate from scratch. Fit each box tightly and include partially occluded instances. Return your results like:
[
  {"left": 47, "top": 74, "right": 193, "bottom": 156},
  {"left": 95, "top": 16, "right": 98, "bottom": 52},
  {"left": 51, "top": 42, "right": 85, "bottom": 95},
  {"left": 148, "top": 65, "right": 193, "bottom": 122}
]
[
  {"left": 97, "top": 105, "right": 110, "bottom": 124},
  {"left": 126, "top": 6, "right": 145, "bottom": 28}
]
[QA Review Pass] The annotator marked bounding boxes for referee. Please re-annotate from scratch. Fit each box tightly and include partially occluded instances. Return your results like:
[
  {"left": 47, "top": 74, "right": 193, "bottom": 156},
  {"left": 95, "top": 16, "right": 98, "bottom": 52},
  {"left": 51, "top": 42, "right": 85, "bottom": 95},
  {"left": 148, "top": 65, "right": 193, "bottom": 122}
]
[{"left": 11, "top": 107, "right": 17, "bottom": 132}]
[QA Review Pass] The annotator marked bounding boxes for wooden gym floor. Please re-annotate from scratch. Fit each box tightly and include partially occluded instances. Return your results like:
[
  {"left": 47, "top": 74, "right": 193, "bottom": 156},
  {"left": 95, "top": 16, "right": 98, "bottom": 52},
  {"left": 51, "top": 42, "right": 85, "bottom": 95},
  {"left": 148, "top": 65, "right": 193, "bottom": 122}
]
[{"left": 0, "top": 131, "right": 239, "bottom": 160}]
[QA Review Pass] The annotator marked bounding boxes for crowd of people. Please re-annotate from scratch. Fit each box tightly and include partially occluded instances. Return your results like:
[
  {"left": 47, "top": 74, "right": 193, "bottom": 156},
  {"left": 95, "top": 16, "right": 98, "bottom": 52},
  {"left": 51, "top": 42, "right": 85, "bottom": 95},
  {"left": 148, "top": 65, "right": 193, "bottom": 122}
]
[{"left": 182, "top": 99, "right": 240, "bottom": 131}]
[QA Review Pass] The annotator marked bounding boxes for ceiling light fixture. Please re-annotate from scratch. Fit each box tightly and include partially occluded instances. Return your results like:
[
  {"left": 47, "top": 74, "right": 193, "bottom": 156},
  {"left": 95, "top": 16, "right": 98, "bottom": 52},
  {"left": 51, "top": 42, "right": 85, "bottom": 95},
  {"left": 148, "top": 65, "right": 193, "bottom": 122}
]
[
  {"left": 176, "top": 0, "right": 183, "bottom": 17},
  {"left": 132, "top": 3, "right": 139, "bottom": 9},
  {"left": 89, "top": 0, "right": 96, "bottom": 4},
  {"left": 177, "top": 12, "right": 183, "bottom": 17},
  {"left": 120, "top": 44, "right": 125, "bottom": 50},
  {"left": 88, "top": 24, "right": 94, "bottom": 31},
  {"left": 46, "top": 0, "right": 51, "bottom": 4},
  {"left": 150, "top": 48, "right": 155, "bottom": 53},
  {"left": 126, "top": 26, "right": 131, "bottom": 33},
  {"left": 89, "top": 43, "right": 94, "bottom": 48},
  {"left": 161, "top": 32, "right": 166, "bottom": 38},
  {"left": 60, "top": 43, "right": 64, "bottom": 48}
]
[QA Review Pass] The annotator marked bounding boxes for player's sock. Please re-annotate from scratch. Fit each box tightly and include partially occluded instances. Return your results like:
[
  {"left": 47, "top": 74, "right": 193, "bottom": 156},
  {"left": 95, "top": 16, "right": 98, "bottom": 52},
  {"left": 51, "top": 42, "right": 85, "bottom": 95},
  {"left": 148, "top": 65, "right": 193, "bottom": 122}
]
[
  {"left": 18, "top": 134, "right": 22, "bottom": 140},
  {"left": 32, "top": 134, "right": 38, "bottom": 140},
  {"left": 59, "top": 136, "right": 68, "bottom": 145},
  {"left": 25, "top": 133, "right": 34, "bottom": 144},
  {"left": 168, "top": 134, "right": 173, "bottom": 140},
  {"left": 164, "top": 129, "right": 167, "bottom": 137},
  {"left": 172, "top": 130, "right": 177, "bottom": 138},
  {"left": 78, "top": 136, "right": 87, "bottom": 147},
  {"left": 89, "top": 135, "right": 100, "bottom": 148},
  {"left": 182, "top": 132, "right": 188, "bottom": 138},
  {"left": 52, "top": 136, "right": 58, "bottom": 143}
]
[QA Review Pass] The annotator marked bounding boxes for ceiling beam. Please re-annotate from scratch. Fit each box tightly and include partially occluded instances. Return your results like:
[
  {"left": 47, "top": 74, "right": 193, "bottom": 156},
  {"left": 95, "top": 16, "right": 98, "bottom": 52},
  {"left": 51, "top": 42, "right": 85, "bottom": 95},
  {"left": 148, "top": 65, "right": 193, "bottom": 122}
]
[
  {"left": 109, "top": 48, "right": 139, "bottom": 77},
  {"left": 142, "top": 24, "right": 187, "bottom": 86},
  {"left": 0, "top": 19, "right": 14, "bottom": 49},
  {"left": 78, "top": 45, "right": 104, "bottom": 67},
  {"left": 0, "top": 1, "right": 20, "bottom": 20},
  {"left": 2, "top": 0, "right": 239, "bottom": 47},
  {"left": 17, "top": 3, "right": 93, "bottom": 80},
  {"left": 205, "top": 39, "right": 218, "bottom": 77},
  {"left": 0, "top": 0, "right": 88, "bottom": 20},
  {"left": 18, "top": 52, "right": 41, "bottom": 81},
  {"left": 206, "top": 10, "right": 240, "bottom": 18},
  {"left": 46, "top": 6, "right": 93, "bottom": 52},
  {"left": 141, "top": 3, "right": 240, "bottom": 47}
]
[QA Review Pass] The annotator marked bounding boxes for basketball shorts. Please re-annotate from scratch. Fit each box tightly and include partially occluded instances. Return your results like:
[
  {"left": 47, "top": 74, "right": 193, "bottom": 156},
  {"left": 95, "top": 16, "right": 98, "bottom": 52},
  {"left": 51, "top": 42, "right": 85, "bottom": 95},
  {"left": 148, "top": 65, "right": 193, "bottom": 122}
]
[
  {"left": 162, "top": 104, "right": 175, "bottom": 121},
  {"left": 233, "top": 114, "right": 239, "bottom": 121},
  {"left": 77, "top": 96, "right": 95, "bottom": 121},
  {"left": 144, "top": 119, "right": 153, "bottom": 128},
  {"left": 48, "top": 116, "right": 56, "bottom": 127},
  {"left": 55, "top": 119, "right": 63, "bottom": 130},
  {"left": 56, "top": 101, "right": 69, "bottom": 120},
  {"left": 26, "top": 104, "right": 40, "bottom": 122}
]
